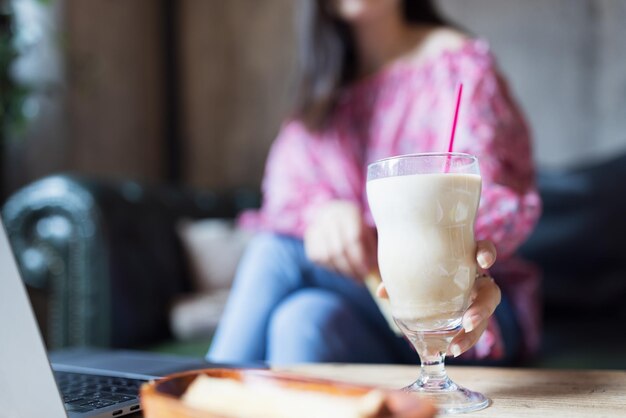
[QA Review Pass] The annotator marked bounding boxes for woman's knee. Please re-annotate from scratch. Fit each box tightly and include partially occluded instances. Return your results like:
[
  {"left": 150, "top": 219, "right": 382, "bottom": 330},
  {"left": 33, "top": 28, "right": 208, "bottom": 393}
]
[
  {"left": 250, "top": 232, "right": 301, "bottom": 254},
  {"left": 233, "top": 233, "right": 303, "bottom": 287},
  {"left": 267, "top": 289, "right": 353, "bottom": 363},
  {"left": 239, "top": 233, "right": 301, "bottom": 270}
]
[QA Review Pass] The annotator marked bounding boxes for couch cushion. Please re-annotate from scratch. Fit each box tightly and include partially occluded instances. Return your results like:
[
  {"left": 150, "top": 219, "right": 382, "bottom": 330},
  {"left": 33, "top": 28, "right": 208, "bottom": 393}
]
[
  {"left": 177, "top": 219, "right": 253, "bottom": 292},
  {"left": 520, "top": 154, "right": 626, "bottom": 312}
]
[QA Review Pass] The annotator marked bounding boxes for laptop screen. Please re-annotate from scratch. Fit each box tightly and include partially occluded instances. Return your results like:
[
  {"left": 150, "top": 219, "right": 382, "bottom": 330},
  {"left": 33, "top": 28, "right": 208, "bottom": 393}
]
[{"left": 0, "top": 221, "right": 68, "bottom": 418}]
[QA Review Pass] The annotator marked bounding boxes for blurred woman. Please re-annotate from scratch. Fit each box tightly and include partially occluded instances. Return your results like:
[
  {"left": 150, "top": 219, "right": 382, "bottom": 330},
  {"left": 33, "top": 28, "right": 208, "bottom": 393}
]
[{"left": 207, "top": 0, "right": 541, "bottom": 365}]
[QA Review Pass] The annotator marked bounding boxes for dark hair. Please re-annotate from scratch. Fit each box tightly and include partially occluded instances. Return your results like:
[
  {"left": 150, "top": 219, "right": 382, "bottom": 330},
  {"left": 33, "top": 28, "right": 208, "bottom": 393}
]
[{"left": 294, "top": 0, "right": 447, "bottom": 131}]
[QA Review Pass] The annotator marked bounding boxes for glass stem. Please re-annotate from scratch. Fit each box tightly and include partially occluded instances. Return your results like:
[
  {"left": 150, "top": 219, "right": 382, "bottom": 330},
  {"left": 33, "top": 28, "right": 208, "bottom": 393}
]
[
  {"left": 406, "top": 329, "right": 458, "bottom": 391},
  {"left": 418, "top": 349, "right": 450, "bottom": 390}
]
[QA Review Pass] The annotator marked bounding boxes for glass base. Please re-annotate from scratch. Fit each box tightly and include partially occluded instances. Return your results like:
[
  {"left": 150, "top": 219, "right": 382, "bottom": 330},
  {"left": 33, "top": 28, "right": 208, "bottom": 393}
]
[{"left": 403, "top": 380, "right": 490, "bottom": 414}]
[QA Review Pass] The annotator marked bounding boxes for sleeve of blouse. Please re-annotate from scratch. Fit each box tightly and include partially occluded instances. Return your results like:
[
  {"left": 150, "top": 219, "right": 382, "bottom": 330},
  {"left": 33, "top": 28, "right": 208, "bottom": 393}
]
[
  {"left": 454, "top": 61, "right": 542, "bottom": 258},
  {"left": 250, "top": 120, "right": 336, "bottom": 238}
]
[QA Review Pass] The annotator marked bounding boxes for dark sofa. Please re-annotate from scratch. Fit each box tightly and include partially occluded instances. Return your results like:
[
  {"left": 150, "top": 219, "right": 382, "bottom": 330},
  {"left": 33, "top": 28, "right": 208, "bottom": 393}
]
[
  {"left": 2, "top": 175, "right": 258, "bottom": 350},
  {"left": 519, "top": 155, "right": 626, "bottom": 368},
  {"left": 3, "top": 155, "right": 626, "bottom": 367}
]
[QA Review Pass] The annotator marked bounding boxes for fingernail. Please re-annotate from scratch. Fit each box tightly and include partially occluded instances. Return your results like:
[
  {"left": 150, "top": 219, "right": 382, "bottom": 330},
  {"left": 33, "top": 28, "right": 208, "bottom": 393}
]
[
  {"left": 463, "top": 314, "right": 482, "bottom": 333},
  {"left": 477, "top": 252, "right": 494, "bottom": 268},
  {"left": 450, "top": 344, "right": 462, "bottom": 358}
]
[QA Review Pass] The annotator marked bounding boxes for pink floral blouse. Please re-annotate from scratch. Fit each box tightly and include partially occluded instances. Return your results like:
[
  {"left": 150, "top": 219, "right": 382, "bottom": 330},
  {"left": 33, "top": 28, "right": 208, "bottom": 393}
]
[{"left": 241, "top": 39, "right": 542, "bottom": 360}]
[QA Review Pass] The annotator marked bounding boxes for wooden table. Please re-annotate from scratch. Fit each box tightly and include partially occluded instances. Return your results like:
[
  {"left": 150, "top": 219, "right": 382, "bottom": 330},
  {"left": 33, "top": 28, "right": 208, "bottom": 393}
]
[{"left": 276, "top": 364, "right": 626, "bottom": 417}]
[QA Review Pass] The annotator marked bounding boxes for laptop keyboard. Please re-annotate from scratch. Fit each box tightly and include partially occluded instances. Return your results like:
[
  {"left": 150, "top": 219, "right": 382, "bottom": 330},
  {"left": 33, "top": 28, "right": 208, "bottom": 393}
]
[{"left": 55, "top": 371, "right": 145, "bottom": 414}]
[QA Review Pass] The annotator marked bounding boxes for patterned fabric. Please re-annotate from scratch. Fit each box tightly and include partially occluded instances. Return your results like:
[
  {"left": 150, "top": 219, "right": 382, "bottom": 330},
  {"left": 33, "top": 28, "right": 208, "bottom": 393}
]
[{"left": 240, "top": 39, "right": 542, "bottom": 360}]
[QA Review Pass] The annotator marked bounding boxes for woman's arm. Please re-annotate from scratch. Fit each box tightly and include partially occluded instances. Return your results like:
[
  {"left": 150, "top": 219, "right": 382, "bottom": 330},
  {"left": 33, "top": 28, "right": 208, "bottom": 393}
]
[{"left": 242, "top": 121, "right": 335, "bottom": 238}]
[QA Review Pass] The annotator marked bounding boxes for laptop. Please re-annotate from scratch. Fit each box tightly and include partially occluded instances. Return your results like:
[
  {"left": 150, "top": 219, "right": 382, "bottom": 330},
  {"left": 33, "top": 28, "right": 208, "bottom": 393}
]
[{"left": 0, "top": 220, "right": 232, "bottom": 417}]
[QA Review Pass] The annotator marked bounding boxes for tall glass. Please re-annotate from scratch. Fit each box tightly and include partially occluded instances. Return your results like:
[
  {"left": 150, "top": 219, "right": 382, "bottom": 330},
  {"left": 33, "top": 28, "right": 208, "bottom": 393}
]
[{"left": 366, "top": 153, "right": 489, "bottom": 414}]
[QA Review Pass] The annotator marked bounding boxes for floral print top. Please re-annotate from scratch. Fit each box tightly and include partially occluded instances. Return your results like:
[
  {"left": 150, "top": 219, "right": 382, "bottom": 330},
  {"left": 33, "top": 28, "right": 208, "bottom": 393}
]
[{"left": 241, "top": 39, "right": 542, "bottom": 360}]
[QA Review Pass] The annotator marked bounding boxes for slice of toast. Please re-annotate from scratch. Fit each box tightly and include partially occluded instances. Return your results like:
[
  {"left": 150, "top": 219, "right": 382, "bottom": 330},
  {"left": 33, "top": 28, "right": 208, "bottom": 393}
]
[{"left": 182, "top": 375, "right": 388, "bottom": 418}]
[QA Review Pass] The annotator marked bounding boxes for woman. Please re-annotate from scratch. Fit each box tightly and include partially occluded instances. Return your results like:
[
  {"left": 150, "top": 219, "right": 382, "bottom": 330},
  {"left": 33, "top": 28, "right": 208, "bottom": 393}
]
[{"left": 207, "top": 0, "right": 541, "bottom": 365}]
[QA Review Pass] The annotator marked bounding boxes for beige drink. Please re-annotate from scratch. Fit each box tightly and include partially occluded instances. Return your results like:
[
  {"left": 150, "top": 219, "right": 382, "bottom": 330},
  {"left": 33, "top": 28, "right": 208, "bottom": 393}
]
[{"left": 367, "top": 172, "right": 481, "bottom": 332}]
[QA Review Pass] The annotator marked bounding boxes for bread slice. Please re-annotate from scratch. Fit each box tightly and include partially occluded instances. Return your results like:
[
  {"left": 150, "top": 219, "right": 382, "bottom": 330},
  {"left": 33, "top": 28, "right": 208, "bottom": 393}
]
[{"left": 182, "top": 375, "right": 388, "bottom": 418}]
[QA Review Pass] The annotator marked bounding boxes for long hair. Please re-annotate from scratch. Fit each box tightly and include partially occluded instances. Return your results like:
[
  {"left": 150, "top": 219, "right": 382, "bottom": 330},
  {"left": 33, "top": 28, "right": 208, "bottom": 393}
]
[{"left": 293, "top": 0, "right": 447, "bottom": 131}]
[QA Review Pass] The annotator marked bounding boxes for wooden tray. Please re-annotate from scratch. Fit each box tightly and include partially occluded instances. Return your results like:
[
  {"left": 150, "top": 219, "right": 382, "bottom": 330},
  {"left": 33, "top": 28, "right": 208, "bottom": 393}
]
[{"left": 140, "top": 368, "right": 437, "bottom": 418}]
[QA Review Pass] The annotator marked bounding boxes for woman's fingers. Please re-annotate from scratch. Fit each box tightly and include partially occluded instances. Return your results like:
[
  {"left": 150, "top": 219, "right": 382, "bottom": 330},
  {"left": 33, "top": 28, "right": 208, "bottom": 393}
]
[
  {"left": 330, "top": 251, "right": 356, "bottom": 279},
  {"left": 304, "top": 228, "right": 326, "bottom": 265},
  {"left": 476, "top": 240, "right": 497, "bottom": 269},
  {"left": 343, "top": 238, "right": 369, "bottom": 278},
  {"left": 449, "top": 317, "right": 489, "bottom": 357},
  {"left": 340, "top": 219, "right": 377, "bottom": 278},
  {"left": 462, "top": 275, "right": 501, "bottom": 333},
  {"left": 376, "top": 282, "right": 388, "bottom": 298},
  {"left": 447, "top": 274, "right": 501, "bottom": 357},
  {"left": 329, "top": 221, "right": 363, "bottom": 278}
]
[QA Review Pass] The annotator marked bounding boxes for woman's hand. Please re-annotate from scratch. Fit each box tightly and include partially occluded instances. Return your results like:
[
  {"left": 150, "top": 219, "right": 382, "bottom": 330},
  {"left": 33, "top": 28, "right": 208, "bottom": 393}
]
[
  {"left": 376, "top": 240, "right": 500, "bottom": 357},
  {"left": 304, "top": 200, "right": 377, "bottom": 280}
]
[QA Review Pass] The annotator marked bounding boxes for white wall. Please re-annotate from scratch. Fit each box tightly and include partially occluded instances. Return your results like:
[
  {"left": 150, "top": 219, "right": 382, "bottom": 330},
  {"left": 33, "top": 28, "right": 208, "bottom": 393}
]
[{"left": 438, "top": 0, "right": 626, "bottom": 169}]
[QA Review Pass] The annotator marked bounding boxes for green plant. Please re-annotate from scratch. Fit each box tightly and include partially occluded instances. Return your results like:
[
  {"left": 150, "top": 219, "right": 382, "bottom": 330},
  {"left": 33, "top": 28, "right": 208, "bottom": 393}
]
[{"left": 0, "top": 0, "right": 29, "bottom": 139}]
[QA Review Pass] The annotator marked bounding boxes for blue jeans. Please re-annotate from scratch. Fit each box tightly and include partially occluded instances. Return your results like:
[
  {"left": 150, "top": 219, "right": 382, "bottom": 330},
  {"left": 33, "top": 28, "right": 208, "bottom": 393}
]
[{"left": 207, "top": 233, "right": 519, "bottom": 366}]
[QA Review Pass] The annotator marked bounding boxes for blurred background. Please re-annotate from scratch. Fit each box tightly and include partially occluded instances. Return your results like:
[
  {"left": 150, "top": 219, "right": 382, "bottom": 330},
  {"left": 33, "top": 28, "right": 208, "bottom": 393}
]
[{"left": 1, "top": 0, "right": 625, "bottom": 369}]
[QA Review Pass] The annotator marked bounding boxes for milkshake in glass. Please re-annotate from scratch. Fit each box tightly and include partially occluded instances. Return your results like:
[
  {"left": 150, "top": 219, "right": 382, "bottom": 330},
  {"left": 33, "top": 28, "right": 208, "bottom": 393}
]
[{"left": 366, "top": 153, "right": 488, "bottom": 414}]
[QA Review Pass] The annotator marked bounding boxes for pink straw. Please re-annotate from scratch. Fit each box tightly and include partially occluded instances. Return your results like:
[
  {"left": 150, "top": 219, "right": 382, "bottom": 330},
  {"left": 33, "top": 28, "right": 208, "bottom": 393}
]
[
  {"left": 445, "top": 83, "right": 463, "bottom": 172},
  {"left": 448, "top": 83, "right": 463, "bottom": 152}
]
